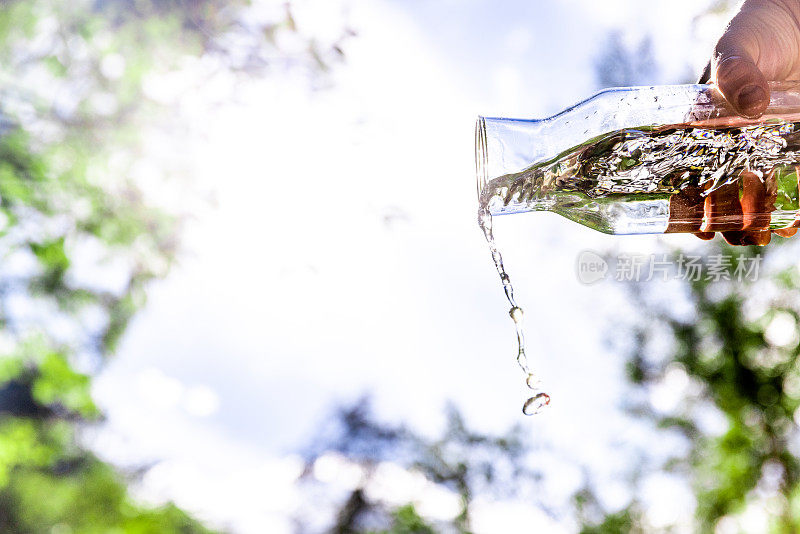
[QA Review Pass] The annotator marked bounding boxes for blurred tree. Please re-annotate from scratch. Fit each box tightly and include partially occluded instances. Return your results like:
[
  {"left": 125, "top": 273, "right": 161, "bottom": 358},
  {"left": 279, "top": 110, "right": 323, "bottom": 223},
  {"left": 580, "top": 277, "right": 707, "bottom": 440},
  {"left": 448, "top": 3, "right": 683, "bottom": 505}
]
[
  {"left": 579, "top": 4, "right": 800, "bottom": 532},
  {"left": 594, "top": 31, "right": 657, "bottom": 88},
  {"left": 696, "top": 0, "right": 739, "bottom": 20},
  {"left": 0, "top": 0, "right": 351, "bottom": 531},
  {"left": 576, "top": 241, "right": 800, "bottom": 533},
  {"left": 298, "top": 397, "right": 546, "bottom": 533},
  {"left": 0, "top": 345, "right": 213, "bottom": 532}
]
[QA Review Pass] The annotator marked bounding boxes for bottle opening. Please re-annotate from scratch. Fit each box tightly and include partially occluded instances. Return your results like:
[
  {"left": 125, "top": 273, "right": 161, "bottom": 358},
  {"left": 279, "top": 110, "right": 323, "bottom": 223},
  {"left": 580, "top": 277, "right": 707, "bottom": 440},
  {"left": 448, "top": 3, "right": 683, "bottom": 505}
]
[{"left": 475, "top": 116, "right": 488, "bottom": 203}]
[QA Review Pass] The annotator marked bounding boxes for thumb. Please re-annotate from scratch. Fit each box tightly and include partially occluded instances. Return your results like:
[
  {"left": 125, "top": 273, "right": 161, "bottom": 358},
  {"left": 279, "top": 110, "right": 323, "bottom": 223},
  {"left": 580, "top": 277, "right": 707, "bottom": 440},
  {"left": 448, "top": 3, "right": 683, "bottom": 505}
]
[{"left": 714, "top": 53, "right": 770, "bottom": 118}]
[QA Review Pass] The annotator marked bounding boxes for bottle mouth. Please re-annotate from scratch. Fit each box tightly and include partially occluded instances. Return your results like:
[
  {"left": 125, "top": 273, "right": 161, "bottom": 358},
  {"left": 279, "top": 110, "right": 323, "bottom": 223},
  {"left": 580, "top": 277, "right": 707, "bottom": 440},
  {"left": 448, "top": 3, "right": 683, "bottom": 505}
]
[{"left": 475, "top": 116, "right": 488, "bottom": 203}]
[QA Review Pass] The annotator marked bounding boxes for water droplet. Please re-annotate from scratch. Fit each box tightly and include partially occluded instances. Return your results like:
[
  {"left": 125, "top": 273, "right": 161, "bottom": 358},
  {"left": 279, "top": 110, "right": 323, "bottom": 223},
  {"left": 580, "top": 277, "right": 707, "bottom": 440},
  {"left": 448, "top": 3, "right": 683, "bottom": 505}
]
[
  {"left": 516, "top": 350, "right": 530, "bottom": 374},
  {"left": 525, "top": 373, "right": 539, "bottom": 390},
  {"left": 522, "top": 393, "right": 551, "bottom": 416},
  {"left": 509, "top": 306, "right": 524, "bottom": 323}
]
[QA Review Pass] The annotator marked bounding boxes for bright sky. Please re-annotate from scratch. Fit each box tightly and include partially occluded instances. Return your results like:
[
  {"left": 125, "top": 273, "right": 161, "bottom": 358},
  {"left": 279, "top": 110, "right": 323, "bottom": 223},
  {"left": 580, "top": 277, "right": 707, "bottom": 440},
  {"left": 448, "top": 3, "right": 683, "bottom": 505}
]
[{"left": 89, "top": 0, "right": 731, "bottom": 532}]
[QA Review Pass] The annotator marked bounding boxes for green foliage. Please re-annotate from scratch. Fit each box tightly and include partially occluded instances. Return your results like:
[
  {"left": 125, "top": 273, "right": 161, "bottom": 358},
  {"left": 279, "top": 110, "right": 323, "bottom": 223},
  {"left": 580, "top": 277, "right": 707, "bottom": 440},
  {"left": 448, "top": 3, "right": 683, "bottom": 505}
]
[
  {"left": 0, "top": 415, "right": 213, "bottom": 533},
  {"left": 591, "top": 240, "right": 800, "bottom": 532},
  {"left": 700, "top": 0, "right": 739, "bottom": 17},
  {"left": 578, "top": 507, "right": 640, "bottom": 534},
  {"left": 774, "top": 166, "right": 800, "bottom": 211},
  {"left": 0, "top": 335, "right": 214, "bottom": 532},
  {"left": 583, "top": 3, "right": 800, "bottom": 529},
  {"left": 0, "top": 0, "right": 350, "bottom": 531},
  {"left": 0, "top": 420, "right": 58, "bottom": 488},
  {"left": 32, "top": 351, "right": 97, "bottom": 418},
  {"left": 3, "top": 460, "right": 212, "bottom": 533},
  {"left": 371, "top": 505, "right": 437, "bottom": 534}
]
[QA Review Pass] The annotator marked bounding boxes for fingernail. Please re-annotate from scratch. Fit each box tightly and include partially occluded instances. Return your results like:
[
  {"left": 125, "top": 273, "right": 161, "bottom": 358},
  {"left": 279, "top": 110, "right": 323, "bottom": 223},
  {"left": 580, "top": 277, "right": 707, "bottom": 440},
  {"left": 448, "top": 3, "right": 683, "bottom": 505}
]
[
  {"left": 736, "top": 85, "right": 767, "bottom": 117},
  {"left": 722, "top": 231, "right": 746, "bottom": 245},
  {"left": 693, "top": 231, "right": 715, "bottom": 241},
  {"left": 740, "top": 232, "right": 770, "bottom": 246}
]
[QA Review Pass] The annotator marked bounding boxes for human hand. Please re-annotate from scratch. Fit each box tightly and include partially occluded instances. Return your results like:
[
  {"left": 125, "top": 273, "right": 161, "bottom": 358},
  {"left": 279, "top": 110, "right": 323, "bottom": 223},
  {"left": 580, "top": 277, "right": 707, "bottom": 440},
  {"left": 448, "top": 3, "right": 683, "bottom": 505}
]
[
  {"left": 695, "top": 0, "right": 800, "bottom": 244},
  {"left": 701, "top": 0, "right": 800, "bottom": 117}
]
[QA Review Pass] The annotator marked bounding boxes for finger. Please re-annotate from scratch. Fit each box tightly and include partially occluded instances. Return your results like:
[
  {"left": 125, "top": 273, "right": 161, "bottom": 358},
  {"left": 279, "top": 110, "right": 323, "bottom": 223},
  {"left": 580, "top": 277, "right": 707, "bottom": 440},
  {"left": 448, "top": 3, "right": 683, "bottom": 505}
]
[
  {"left": 694, "top": 231, "right": 716, "bottom": 240},
  {"left": 666, "top": 185, "right": 706, "bottom": 233},
  {"left": 702, "top": 182, "right": 743, "bottom": 233},
  {"left": 714, "top": 18, "right": 770, "bottom": 119},
  {"left": 690, "top": 182, "right": 725, "bottom": 242},
  {"left": 699, "top": 61, "right": 712, "bottom": 84},
  {"left": 714, "top": 54, "right": 770, "bottom": 118},
  {"left": 723, "top": 172, "right": 772, "bottom": 245},
  {"left": 721, "top": 230, "right": 745, "bottom": 245},
  {"left": 722, "top": 229, "right": 771, "bottom": 245},
  {"left": 743, "top": 230, "right": 771, "bottom": 245},
  {"left": 740, "top": 171, "right": 771, "bottom": 230},
  {"left": 774, "top": 228, "right": 798, "bottom": 237}
]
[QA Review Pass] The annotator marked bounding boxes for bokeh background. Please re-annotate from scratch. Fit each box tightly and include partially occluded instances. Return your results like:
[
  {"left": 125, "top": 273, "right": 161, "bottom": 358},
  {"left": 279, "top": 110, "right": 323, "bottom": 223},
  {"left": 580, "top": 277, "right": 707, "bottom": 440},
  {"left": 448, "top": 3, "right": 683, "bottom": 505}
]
[{"left": 3, "top": 0, "right": 800, "bottom": 532}]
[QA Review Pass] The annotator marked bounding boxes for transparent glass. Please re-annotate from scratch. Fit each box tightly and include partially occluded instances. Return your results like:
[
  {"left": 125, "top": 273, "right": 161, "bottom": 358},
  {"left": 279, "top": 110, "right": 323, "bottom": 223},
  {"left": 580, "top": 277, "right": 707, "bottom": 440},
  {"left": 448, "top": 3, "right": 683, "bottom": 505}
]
[{"left": 476, "top": 82, "right": 800, "bottom": 235}]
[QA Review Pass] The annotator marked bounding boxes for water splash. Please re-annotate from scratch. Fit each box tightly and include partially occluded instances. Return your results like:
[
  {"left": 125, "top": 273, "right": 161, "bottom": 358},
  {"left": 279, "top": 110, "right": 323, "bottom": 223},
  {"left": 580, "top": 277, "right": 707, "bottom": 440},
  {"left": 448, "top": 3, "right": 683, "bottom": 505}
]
[
  {"left": 478, "top": 206, "right": 550, "bottom": 416},
  {"left": 477, "top": 121, "right": 800, "bottom": 417},
  {"left": 522, "top": 393, "right": 551, "bottom": 416},
  {"left": 485, "top": 122, "right": 800, "bottom": 213}
]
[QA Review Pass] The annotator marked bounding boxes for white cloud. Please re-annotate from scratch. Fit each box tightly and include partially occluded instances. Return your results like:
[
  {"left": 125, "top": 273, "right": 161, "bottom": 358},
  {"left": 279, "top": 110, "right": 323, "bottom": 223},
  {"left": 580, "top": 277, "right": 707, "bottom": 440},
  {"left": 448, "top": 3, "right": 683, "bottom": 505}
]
[{"left": 90, "top": 0, "right": 727, "bottom": 531}]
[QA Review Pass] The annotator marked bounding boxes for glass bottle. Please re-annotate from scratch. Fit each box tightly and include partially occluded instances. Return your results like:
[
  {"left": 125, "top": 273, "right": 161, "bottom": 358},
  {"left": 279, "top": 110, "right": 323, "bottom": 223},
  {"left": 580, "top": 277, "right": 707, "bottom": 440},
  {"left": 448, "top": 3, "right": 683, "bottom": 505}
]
[{"left": 476, "top": 81, "right": 800, "bottom": 236}]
